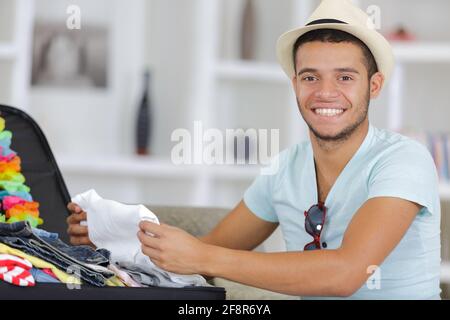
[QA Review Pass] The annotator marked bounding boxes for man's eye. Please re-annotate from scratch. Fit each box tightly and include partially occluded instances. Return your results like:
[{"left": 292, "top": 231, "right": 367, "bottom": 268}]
[
  {"left": 339, "top": 76, "right": 353, "bottom": 81},
  {"left": 303, "top": 76, "right": 317, "bottom": 81}
]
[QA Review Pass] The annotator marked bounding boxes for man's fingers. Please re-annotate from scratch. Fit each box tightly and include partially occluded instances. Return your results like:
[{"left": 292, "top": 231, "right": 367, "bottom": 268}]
[
  {"left": 137, "top": 231, "right": 162, "bottom": 249},
  {"left": 141, "top": 246, "right": 162, "bottom": 262},
  {"left": 139, "top": 221, "right": 165, "bottom": 237},
  {"left": 66, "top": 212, "right": 87, "bottom": 225},
  {"left": 69, "top": 236, "right": 91, "bottom": 246},
  {"left": 67, "top": 224, "right": 88, "bottom": 236},
  {"left": 67, "top": 202, "right": 82, "bottom": 213}
]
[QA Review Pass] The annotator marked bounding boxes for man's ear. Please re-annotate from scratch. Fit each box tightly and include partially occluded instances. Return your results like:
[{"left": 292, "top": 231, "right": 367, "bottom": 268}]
[{"left": 369, "top": 71, "right": 385, "bottom": 99}]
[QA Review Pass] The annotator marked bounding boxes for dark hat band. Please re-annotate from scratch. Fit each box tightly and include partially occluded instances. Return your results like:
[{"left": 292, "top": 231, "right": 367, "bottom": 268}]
[{"left": 306, "top": 19, "right": 348, "bottom": 26}]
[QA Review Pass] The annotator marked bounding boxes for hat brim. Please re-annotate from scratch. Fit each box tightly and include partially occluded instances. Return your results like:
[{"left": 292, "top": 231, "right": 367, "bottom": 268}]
[{"left": 276, "top": 23, "right": 395, "bottom": 83}]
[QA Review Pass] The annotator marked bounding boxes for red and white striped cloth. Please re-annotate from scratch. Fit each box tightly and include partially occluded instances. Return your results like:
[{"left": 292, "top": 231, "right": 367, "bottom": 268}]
[{"left": 0, "top": 254, "right": 35, "bottom": 287}]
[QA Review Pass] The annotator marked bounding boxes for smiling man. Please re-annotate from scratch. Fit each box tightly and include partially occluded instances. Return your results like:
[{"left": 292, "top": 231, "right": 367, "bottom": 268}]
[{"left": 68, "top": 0, "right": 441, "bottom": 299}]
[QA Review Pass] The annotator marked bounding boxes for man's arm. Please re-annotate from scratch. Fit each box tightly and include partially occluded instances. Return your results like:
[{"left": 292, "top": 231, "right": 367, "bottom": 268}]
[
  {"left": 198, "top": 200, "right": 278, "bottom": 251},
  {"left": 139, "top": 197, "right": 421, "bottom": 297},
  {"left": 202, "top": 197, "right": 421, "bottom": 296}
]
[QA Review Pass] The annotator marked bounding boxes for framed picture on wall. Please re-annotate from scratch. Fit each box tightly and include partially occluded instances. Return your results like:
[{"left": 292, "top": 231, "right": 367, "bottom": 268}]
[{"left": 31, "top": 22, "right": 108, "bottom": 89}]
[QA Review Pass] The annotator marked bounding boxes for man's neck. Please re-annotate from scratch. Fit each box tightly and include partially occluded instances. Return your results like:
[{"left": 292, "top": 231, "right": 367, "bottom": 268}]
[{"left": 310, "top": 121, "right": 370, "bottom": 179}]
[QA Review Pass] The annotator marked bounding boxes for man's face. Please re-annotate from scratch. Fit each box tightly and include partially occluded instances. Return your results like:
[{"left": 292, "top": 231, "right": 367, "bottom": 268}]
[{"left": 292, "top": 41, "right": 377, "bottom": 142}]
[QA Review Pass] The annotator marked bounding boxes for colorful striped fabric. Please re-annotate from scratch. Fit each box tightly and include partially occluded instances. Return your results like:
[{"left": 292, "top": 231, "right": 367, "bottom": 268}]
[{"left": 0, "top": 254, "right": 35, "bottom": 287}]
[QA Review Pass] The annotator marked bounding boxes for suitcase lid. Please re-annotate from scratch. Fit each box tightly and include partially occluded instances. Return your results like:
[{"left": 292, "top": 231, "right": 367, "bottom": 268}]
[{"left": 0, "top": 104, "right": 71, "bottom": 241}]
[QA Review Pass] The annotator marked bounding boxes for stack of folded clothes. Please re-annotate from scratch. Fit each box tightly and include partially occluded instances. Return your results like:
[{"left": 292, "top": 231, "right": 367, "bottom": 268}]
[{"left": 0, "top": 221, "right": 123, "bottom": 287}]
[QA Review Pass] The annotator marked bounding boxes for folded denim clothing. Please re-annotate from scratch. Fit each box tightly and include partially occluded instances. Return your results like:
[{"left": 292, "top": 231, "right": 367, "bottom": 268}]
[
  {"left": 117, "top": 261, "right": 210, "bottom": 288},
  {"left": 72, "top": 189, "right": 208, "bottom": 287},
  {"left": 0, "top": 221, "right": 113, "bottom": 287},
  {"left": 1, "top": 222, "right": 111, "bottom": 268},
  {"left": 32, "top": 227, "right": 111, "bottom": 266},
  {"left": 32, "top": 228, "right": 59, "bottom": 241}
]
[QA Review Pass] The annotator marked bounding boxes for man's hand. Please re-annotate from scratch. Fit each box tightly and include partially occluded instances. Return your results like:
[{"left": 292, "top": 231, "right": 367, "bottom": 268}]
[
  {"left": 138, "top": 221, "right": 212, "bottom": 275},
  {"left": 66, "top": 202, "right": 95, "bottom": 247}
]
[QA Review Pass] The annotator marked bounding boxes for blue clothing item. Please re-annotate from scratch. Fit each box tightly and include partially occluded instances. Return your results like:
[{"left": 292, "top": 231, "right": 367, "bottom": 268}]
[
  {"left": 30, "top": 268, "right": 60, "bottom": 284},
  {"left": 32, "top": 228, "right": 59, "bottom": 241},
  {"left": 32, "top": 227, "right": 111, "bottom": 265},
  {"left": 244, "top": 124, "right": 441, "bottom": 300}
]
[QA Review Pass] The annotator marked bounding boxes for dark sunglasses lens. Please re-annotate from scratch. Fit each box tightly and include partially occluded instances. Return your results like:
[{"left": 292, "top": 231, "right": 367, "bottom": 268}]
[
  {"left": 305, "top": 205, "right": 324, "bottom": 236},
  {"left": 308, "top": 205, "right": 324, "bottom": 225},
  {"left": 304, "top": 242, "right": 320, "bottom": 251}
]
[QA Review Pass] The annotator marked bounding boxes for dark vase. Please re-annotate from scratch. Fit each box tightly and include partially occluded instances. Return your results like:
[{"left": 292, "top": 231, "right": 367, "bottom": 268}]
[
  {"left": 241, "top": 0, "right": 256, "bottom": 60},
  {"left": 135, "top": 70, "right": 152, "bottom": 155}
]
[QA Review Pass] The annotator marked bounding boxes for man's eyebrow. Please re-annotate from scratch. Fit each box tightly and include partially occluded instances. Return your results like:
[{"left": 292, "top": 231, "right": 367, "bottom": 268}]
[
  {"left": 297, "top": 67, "right": 360, "bottom": 76},
  {"left": 334, "top": 67, "right": 360, "bottom": 74},
  {"left": 297, "top": 68, "right": 318, "bottom": 76}
]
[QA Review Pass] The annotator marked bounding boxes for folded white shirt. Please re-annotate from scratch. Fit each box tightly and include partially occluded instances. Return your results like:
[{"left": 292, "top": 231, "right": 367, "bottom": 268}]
[{"left": 71, "top": 189, "right": 207, "bottom": 287}]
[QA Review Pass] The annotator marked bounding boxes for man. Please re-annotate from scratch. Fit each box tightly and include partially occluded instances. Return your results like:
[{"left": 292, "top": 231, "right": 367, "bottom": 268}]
[{"left": 67, "top": 0, "right": 441, "bottom": 299}]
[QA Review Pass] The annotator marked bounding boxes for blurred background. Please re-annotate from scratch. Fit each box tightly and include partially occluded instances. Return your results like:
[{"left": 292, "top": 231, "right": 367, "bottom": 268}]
[{"left": 0, "top": 0, "right": 449, "bottom": 297}]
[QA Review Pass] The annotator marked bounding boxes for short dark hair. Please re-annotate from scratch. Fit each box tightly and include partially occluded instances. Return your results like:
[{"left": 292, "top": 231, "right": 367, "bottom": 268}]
[{"left": 292, "top": 29, "right": 378, "bottom": 78}]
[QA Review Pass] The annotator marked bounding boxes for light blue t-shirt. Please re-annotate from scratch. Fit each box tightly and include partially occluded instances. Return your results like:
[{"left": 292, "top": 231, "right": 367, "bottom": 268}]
[{"left": 244, "top": 124, "right": 441, "bottom": 299}]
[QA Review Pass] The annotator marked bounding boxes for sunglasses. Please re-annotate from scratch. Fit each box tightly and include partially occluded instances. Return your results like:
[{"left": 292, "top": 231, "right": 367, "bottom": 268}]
[{"left": 304, "top": 202, "right": 327, "bottom": 251}]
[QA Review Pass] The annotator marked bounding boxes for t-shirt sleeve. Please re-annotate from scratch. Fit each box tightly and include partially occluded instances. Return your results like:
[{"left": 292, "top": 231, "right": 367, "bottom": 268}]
[
  {"left": 367, "top": 141, "right": 440, "bottom": 216},
  {"left": 244, "top": 173, "right": 278, "bottom": 222},
  {"left": 243, "top": 150, "right": 289, "bottom": 223}
]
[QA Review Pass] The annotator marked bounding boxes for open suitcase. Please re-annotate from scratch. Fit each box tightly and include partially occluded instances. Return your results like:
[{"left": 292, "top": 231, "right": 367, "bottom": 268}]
[{"left": 0, "top": 105, "right": 226, "bottom": 300}]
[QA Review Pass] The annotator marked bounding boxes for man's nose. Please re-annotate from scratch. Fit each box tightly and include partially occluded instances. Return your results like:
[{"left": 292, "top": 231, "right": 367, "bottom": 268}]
[{"left": 314, "top": 80, "right": 339, "bottom": 99}]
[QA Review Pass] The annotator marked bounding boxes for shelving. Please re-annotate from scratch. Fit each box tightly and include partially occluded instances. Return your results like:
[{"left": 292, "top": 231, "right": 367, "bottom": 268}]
[
  {"left": 0, "top": 0, "right": 34, "bottom": 110},
  {"left": 56, "top": 155, "right": 260, "bottom": 181}
]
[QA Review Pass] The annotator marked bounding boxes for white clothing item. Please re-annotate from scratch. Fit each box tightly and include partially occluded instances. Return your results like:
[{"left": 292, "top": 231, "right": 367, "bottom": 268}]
[{"left": 72, "top": 189, "right": 207, "bottom": 287}]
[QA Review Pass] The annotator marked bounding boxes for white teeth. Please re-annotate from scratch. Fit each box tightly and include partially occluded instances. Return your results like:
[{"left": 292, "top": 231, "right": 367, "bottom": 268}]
[{"left": 314, "top": 108, "right": 344, "bottom": 116}]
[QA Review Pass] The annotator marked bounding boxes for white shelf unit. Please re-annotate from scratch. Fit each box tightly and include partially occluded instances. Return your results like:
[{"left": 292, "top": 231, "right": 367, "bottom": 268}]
[
  {"left": 56, "top": 155, "right": 260, "bottom": 181},
  {"left": 0, "top": 0, "right": 35, "bottom": 110}
]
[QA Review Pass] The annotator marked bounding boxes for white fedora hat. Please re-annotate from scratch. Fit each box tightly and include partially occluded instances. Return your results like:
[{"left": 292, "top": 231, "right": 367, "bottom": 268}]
[{"left": 276, "top": 0, "right": 395, "bottom": 83}]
